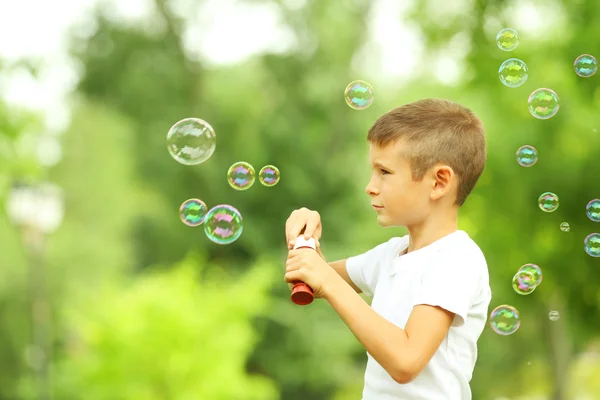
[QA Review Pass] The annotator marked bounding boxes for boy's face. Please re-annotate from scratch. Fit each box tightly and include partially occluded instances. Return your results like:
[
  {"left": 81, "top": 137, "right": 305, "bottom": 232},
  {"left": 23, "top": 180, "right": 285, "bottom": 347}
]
[{"left": 366, "top": 140, "right": 451, "bottom": 227}]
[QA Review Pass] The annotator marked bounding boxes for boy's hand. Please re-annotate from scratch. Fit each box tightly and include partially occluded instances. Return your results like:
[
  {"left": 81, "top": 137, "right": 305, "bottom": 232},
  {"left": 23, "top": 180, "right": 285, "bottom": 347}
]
[
  {"left": 284, "top": 248, "right": 340, "bottom": 299},
  {"left": 285, "top": 208, "right": 322, "bottom": 250}
]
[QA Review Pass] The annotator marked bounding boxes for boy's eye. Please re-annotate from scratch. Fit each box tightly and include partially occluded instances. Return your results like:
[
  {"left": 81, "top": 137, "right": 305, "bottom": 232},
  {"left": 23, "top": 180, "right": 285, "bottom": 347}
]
[{"left": 380, "top": 169, "right": 390, "bottom": 175}]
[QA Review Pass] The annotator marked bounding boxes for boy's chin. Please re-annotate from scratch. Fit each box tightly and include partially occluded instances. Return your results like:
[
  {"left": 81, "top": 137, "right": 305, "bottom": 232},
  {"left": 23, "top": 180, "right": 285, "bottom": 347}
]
[{"left": 376, "top": 215, "right": 400, "bottom": 228}]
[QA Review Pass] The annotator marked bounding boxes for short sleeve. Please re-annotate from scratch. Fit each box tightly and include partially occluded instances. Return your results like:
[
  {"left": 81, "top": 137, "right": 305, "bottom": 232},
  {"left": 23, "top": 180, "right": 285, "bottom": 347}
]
[
  {"left": 413, "top": 250, "right": 485, "bottom": 327},
  {"left": 346, "top": 237, "right": 405, "bottom": 298}
]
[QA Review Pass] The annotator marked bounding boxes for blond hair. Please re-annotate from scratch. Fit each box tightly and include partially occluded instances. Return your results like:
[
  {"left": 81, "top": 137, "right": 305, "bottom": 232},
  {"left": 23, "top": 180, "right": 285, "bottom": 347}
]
[{"left": 367, "top": 98, "right": 486, "bottom": 206}]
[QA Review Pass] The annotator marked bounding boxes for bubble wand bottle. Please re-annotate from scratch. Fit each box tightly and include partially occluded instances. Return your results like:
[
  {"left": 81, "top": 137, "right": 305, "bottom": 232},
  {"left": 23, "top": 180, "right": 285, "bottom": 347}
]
[{"left": 290, "top": 236, "right": 316, "bottom": 306}]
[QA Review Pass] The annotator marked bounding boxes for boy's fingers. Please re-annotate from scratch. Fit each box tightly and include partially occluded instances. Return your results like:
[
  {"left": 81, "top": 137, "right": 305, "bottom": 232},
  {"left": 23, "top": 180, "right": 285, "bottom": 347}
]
[
  {"left": 285, "top": 211, "right": 300, "bottom": 245},
  {"left": 288, "top": 221, "right": 307, "bottom": 248},
  {"left": 303, "top": 211, "right": 321, "bottom": 239}
]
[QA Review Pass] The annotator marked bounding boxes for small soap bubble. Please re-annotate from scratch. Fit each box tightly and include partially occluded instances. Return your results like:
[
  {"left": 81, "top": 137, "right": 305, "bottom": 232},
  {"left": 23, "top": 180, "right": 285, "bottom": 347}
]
[
  {"left": 518, "top": 263, "right": 543, "bottom": 286},
  {"left": 528, "top": 88, "right": 560, "bottom": 120},
  {"left": 496, "top": 28, "right": 519, "bottom": 51},
  {"left": 586, "top": 199, "right": 600, "bottom": 222},
  {"left": 499, "top": 58, "right": 528, "bottom": 88},
  {"left": 512, "top": 271, "right": 536, "bottom": 295},
  {"left": 179, "top": 198, "right": 208, "bottom": 227},
  {"left": 584, "top": 233, "right": 600, "bottom": 257},
  {"left": 560, "top": 222, "right": 570, "bottom": 232},
  {"left": 227, "top": 162, "right": 255, "bottom": 190},
  {"left": 203, "top": 204, "right": 243, "bottom": 245},
  {"left": 539, "top": 192, "right": 559, "bottom": 213},
  {"left": 548, "top": 311, "right": 560, "bottom": 321},
  {"left": 574, "top": 54, "right": 598, "bottom": 78},
  {"left": 516, "top": 145, "right": 538, "bottom": 167},
  {"left": 344, "top": 80, "right": 374, "bottom": 110},
  {"left": 490, "top": 305, "right": 521, "bottom": 335},
  {"left": 259, "top": 165, "right": 280, "bottom": 187},
  {"left": 166, "top": 118, "right": 216, "bottom": 165}
]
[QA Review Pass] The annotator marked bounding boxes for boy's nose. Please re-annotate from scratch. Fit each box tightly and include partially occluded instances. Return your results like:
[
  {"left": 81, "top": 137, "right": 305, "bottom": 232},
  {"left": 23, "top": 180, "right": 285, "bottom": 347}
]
[{"left": 365, "top": 181, "right": 379, "bottom": 196}]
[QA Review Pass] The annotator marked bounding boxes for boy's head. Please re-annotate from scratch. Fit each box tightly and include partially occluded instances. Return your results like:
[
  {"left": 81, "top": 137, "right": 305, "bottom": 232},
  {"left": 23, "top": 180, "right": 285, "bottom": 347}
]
[{"left": 365, "top": 98, "right": 486, "bottom": 227}]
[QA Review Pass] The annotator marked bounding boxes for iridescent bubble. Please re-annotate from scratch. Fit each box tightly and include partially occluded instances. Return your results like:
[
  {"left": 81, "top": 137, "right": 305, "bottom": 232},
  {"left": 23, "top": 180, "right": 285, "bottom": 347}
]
[
  {"left": 574, "top": 54, "right": 598, "bottom": 78},
  {"left": 516, "top": 145, "right": 538, "bottom": 167},
  {"left": 227, "top": 162, "right": 255, "bottom": 191},
  {"left": 166, "top": 118, "right": 216, "bottom": 165},
  {"left": 203, "top": 204, "right": 243, "bottom": 245},
  {"left": 586, "top": 199, "right": 600, "bottom": 222},
  {"left": 490, "top": 305, "right": 521, "bottom": 336},
  {"left": 499, "top": 58, "right": 528, "bottom": 88},
  {"left": 528, "top": 88, "right": 560, "bottom": 120},
  {"left": 584, "top": 233, "right": 600, "bottom": 257},
  {"left": 518, "top": 263, "right": 543, "bottom": 287},
  {"left": 539, "top": 192, "right": 559, "bottom": 213},
  {"left": 344, "top": 80, "right": 374, "bottom": 110},
  {"left": 259, "top": 165, "right": 280, "bottom": 187},
  {"left": 548, "top": 311, "right": 560, "bottom": 321},
  {"left": 179, "top": 198, "right": 208, "bottom": 227},
  {"left": 496, "top": 28, "right": 519, "bottom": 52},
  {"left": 560, "top": 222, "right": 570, "bottom": 232},
  {"left": 512, "top": 271, "right": 536, "bottom": 295}
]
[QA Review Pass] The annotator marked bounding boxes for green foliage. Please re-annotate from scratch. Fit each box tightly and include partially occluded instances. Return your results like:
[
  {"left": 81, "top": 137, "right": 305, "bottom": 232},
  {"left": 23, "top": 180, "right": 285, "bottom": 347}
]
[{"left": 45, "top": 257, "right": 279, "bottom": 400}]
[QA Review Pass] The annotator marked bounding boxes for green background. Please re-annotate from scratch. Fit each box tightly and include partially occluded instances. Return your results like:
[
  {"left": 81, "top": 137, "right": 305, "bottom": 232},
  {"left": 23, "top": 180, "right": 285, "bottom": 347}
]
[{"left": 1, "top": 0, "right": 599, "bottom": 398}]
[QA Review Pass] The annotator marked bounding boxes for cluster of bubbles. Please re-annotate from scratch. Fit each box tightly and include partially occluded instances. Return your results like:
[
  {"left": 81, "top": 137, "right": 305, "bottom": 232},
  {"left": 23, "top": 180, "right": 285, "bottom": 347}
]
[
  {"left": 512, "top": 263, "right": 543, "bottom": 296},
  {"left": 490, "top": 265, "right": 543, "bottom": 335},
  {"left": 166, "top": 118, "right": 281, "bottom": 245},
  {"left": 179, "top": 199, "right": 243, "bottom": 245},
  {"left": 514, "top": 141, "right": 599, "bottom": 256},
  {"left": 490, "top": 30, "right": 599, "bottom": 337},
  {"left": 165, "top": 76, "right": 377, "bottom": 244},
  {"left": 496, "top": 28, "right": 597, "bottom": 120},
  {"left": 227, "top": 162, "right": 280, "bottom": 190},
  {"left": 489, "top": 201, "right": 600, "bottom": 335}
]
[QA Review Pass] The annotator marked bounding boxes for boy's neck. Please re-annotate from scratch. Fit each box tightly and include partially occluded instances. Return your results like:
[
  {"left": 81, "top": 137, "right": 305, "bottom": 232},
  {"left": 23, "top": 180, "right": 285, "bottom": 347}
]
[{"left": 405, "top": 208, "right": 459, "bottom": 254}]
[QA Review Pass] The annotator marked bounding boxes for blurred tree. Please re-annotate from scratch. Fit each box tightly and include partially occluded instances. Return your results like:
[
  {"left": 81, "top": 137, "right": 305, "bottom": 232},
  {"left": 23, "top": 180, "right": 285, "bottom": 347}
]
[
  {"left": 0, "top": 79, "right": 52, "bottom": 398},
  {"left": 28, "top": 256, "right": 279, "bottom": 400}
]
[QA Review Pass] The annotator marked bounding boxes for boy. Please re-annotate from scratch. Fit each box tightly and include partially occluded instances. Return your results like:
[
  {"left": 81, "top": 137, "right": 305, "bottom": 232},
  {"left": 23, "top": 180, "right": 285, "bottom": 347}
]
[{"left": 284, "top": 98, "right": 491, "bottom": 399}]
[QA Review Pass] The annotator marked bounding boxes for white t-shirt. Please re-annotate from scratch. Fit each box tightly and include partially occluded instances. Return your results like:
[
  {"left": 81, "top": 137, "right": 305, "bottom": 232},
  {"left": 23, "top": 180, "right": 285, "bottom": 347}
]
[{"left": 346, "top": 230, "right": 491, "bottom": 400}]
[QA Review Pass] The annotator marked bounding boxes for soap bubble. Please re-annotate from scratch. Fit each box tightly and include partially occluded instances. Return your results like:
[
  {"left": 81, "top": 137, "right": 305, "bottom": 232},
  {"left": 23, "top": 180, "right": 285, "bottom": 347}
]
[
  {"left": 259, "top": 165, "right": 280, "bottom": 187},
  {"left": 166, "top": 118, "right": 216, "bottom": 165},
  {"left": 539, "top": 192, "right": 559, "bottom": 213},
  {"left": 528, "top": 88, "right": 560, "bottom": 120},
  {"left": 499, "top": 58, "right": 528, "bottom": 88},
  {"left": 227, "top": 162, "right": 255, "bottom": 190},
  {"left": 179, "top": 198, "right": 208, "bottom": 227},
  {"left": 496, "top": 28, "right": 519, "bottom": 51},
  {"left": 548, "top": 311, "right": 560, "bottom": 321},
  {"left": 512, "top": 271, "right": 536, "bottom": 295},
  {"left": 203, "top": 204, "right": 243, "bottom": 245},
  {"left": 584, "top": 233, "right": 600, "bottom": 257},
  {"left": 574, "top": 54, "right": 598, "bottom": 78},
  {"left": 490, "top": 305, "right": 521, "bottom": 335},
  {"left": 344, "top": 80, "right": 374, "bottom": 110},
  {"left": 586, "top": 199, "right": 600, "bottom": 222},
  {"left": 560, "top": 222, "right": 570, "bottom": 232},
  {"left": 516, "top": 145, "right": 538, "bottom": 167},
  {"left": 518, "top": 263, "right": 543, "bottom": 287}
]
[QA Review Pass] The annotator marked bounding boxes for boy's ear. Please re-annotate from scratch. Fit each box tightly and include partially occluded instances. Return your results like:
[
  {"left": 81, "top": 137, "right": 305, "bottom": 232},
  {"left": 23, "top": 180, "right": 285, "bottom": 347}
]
[{"left": 430, "top": 165, "right": 454, "bottom": 200}]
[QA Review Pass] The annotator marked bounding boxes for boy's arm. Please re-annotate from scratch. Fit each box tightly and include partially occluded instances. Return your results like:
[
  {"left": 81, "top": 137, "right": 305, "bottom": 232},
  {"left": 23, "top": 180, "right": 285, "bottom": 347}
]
[{"left": 324, "top": 279, "right": 454, "bottom": 384}]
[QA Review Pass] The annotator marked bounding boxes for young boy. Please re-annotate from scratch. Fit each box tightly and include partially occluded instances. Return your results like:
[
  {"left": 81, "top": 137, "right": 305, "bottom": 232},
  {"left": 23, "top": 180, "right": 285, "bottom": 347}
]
[{"left": 284, "top": 98, "right": 491, "bottom": 399}]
